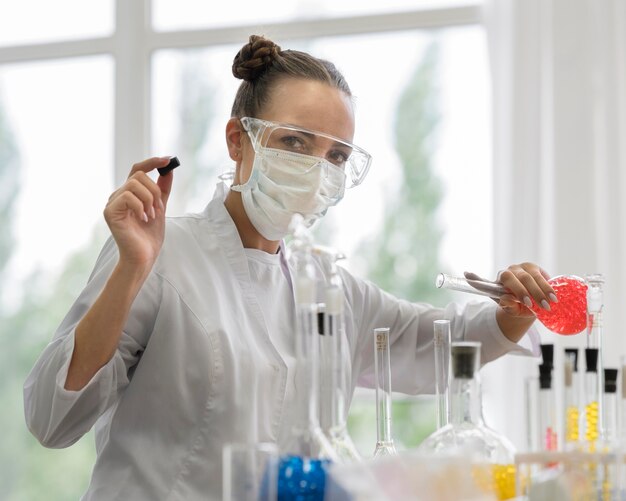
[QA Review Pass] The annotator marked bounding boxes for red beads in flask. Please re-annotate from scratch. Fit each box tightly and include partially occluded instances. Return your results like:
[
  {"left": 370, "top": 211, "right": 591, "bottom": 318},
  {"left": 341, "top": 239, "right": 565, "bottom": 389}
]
[{"left": 532, "top": 275, "right": 588, "bottom": 335}]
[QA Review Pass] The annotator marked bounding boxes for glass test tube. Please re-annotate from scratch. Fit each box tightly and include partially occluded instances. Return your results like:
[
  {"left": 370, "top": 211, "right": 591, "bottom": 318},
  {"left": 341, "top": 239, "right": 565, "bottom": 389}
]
[
  {"left": 538, "top": 365, "right": 557, "bottom": 451},
  {"left": 433, "top": 319, "right": 451, "bottom": 429},
  {"left": 525, "top": 376, "right": 540, "bottom": 452},
  {"left": 323, "top": 267, "right": 361, "bottom": 462},
  {"left": 585, "top": 274, "right": 605, "bottom": 439},
  {"left": 584, "top": 348, "right": 600, "bottom": 451},
  {"left": 621, "top": 357, "right": 626, "bottom": 441},
  {"left": 601, "top": 369, "right": 619, "bottom": 501},
  {"left": 373, "top": 327, "right": 397, "bottom": 458},
  {"left": 563, "top": 348, "right": 580, "bottom": 447},
  {"left": 538, "top": 344, "right": 556, "bottom": 451},
  {"left": 436, "top": 273, "right": 506, "bottom": 299},
  {"left": 602, "top": 368, "right": 618, "bottom": 443},
  {"left": 317, "top": 304, "right": 333, "bottom": 433}
]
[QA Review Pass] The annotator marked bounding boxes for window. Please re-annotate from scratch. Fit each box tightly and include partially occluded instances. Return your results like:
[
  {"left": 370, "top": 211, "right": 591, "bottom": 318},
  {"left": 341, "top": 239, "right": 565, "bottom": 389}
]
[{"left": 1, "top": 2, "right": 491, "bottom": 497}]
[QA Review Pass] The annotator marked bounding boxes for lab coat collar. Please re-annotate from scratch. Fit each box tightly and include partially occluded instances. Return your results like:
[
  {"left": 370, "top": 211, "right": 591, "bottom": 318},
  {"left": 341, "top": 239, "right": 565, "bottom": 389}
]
[{"left": 205, "top": 182, "right": 290, "bottom": 278}]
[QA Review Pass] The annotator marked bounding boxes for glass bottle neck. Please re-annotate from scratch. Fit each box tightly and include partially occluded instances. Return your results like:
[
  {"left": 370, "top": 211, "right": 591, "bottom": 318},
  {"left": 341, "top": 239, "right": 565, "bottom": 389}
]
[
  {"left": 449, "top": 377, "right": 483, "bottom": 426},
  {"left": 294, "top": 304, "right": 320, "bottom": 429}
]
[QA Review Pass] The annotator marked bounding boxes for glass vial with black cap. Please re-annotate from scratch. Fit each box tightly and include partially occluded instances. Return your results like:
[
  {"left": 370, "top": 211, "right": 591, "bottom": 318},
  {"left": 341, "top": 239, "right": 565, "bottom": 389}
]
[
  {"left": 599, "top": 368, "right": 619, "bottom": 501},
  {"left": 584, "top": 348, "right": 600, "bottom": 451},
  {"left": 621, "top": 356, "right": 626, "bottom": 441},
  {"left": 602, "top": 368, "right": 618, "bottom": 443},
  {"left": 538, "top": 344, "right": 557, "bottom": 451},
  {"left": 563, "top": 348, "right": 581, "bottom": 448}
]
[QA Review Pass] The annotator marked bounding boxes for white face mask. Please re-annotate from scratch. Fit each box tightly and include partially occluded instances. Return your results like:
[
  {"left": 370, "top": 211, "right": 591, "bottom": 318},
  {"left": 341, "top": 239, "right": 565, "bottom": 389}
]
[{"left": 230, "top": 147, "right": 346, "bottom": 241}]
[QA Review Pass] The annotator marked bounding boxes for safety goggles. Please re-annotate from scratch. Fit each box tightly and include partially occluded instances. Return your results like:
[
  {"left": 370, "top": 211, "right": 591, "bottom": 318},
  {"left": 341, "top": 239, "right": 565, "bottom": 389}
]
[{"left": 240, "top": 116, "right": 372, "bottom": 188}]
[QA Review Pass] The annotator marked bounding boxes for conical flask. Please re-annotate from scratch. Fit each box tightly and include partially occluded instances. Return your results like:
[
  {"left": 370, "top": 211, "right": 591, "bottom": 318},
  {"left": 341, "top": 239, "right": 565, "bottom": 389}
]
[
  {"left": 279, "top": 216, "right": 338, "bottom": 500},
  {"left": 418, "top": 342, "right": 516, "bottom": 500},
  {"left": 316, "top": 248, "right": 362, "bottom": 462}
]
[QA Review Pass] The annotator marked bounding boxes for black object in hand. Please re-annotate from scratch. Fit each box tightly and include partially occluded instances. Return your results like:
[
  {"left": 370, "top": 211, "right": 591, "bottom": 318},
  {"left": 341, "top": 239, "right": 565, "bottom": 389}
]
[{"left": 157, "top": 156, "right": 180, "bottom": 176}]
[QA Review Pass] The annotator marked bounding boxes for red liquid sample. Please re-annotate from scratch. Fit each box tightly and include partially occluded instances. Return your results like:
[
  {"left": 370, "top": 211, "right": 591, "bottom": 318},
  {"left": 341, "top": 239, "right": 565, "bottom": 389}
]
[{"left": 532, "top": 275, "right": 588, "bottom": 335}]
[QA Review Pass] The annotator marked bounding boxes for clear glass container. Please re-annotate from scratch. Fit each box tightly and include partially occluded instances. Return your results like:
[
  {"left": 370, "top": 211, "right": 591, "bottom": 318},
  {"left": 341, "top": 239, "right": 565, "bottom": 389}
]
[
  {"left": 538, "top": 344, "right": 557, "bottom": 452},
  {"left": 280, "top": 216, "right": 337, "bottom": 500},
  {"left": 373, "top": 327, "right": 398, "bottom": 458},
  {"left": 583, "top": 348, "right": 600, "bottom": 452},
  {"left": 316, "top": 247, "right": 361, "bottom": 463},
  {"left": 621, "top": 356, "right": 626, "bottom": 442},
  {"left": 585, "top": 274, "right": 605, "bottom": 439},
  {"left": 602, "top": 369, "right": 618, "bottom": 443},
  {"left": 434, "top": 319, "right": 451, "bottom": 429},
  {"left": 563, "top": 348, "right": 581, "bottom": 448},
  {"left": 419, "top": 342, "right": 516, "bottom": 500}
]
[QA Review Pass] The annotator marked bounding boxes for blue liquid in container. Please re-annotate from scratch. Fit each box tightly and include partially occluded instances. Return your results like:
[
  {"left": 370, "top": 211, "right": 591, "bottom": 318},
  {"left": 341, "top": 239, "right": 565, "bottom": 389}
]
[{"left": 276, "top": 455, "right": 331, "bottom": 501}]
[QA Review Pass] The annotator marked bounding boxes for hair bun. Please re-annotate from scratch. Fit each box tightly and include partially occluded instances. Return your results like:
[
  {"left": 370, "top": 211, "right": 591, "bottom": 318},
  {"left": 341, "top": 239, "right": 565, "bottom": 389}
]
[{"left": 232, "top": 35, "right": 281, "bottom": 82}]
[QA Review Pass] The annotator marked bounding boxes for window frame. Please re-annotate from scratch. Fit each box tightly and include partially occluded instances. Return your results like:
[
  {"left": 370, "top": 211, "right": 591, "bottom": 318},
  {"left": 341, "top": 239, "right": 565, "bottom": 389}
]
[{"left": 0, "top": 1, "right": 481, "bottom": 186}]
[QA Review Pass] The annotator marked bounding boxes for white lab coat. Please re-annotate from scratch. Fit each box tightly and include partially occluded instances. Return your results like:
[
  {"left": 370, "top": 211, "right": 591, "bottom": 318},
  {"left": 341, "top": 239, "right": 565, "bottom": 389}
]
[{"left": 24, "top": 182, "right": 537, "bottom": 500}]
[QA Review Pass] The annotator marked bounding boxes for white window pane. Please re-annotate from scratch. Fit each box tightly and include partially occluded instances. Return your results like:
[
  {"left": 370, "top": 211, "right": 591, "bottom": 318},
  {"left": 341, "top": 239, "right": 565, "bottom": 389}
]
[
  {"left": 152, "top": 0, "right": 479, "bottom": 32},
  {"left": 0, "top": 1, "right": 113, "bottom": 46},
  {"left": 0, "top": 56, "right": 114, "bottom": 307},
  {"left": 152, "top": 46, "right": 241, "bottom": 215}
]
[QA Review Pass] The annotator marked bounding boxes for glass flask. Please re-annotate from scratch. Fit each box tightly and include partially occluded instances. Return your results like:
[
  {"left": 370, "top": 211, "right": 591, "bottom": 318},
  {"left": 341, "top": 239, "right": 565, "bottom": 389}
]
[
  {"left": 373, "top": 327, "right": 398, "bottom": 458},
  {"left": 434, "top": 320, "right": 451, "bottom": 429},
  {"left": 280, "top": 215, "right": 337, "bottom": 501},
  {"left": 316, "top": 248, "right": 361, "bottom": 462},
  {"left": 436, "top": 273, "right": 588, "bottom": 335},
  {"left": 418, "top": 342, "right": 516, "bottom": 500}
]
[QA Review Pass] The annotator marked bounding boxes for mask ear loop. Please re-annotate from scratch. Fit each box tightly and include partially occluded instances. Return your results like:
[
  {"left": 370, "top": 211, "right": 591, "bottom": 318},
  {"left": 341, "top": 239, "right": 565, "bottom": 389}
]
[{"left": 227, "top": 120, "right": 260, "bottom": 192}]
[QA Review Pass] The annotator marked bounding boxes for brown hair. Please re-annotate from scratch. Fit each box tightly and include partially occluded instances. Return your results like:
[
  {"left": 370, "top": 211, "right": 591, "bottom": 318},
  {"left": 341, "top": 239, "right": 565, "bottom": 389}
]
[{"left": 230, "top": 35, "right": 351, "bottom": 118}]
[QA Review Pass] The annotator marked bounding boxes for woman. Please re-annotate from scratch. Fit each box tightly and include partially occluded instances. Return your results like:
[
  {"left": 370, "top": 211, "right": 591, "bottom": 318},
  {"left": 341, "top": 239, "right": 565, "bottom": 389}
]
[{"left": 24, "top": 35, "right": 554, "bottom": 500}]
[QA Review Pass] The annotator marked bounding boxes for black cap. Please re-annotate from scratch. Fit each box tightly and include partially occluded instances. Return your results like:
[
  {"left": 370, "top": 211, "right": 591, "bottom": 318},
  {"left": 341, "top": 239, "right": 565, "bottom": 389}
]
[
  {"left": 317, "top": 304, "right": 325, "bottom": 335},
  {"left": 451, "top": 343, "right": 480, "bottom": 379},
  {"left": 539, "top": 364, "right": 553, "bottom": 389},
  {"left": 585, "top": 348, "right": 599, "bottom": 373},
  {"left": 157, "top": 156, "right": 180, "bottom": 176},
  {"left": 605, "top": 368, "right": 618, "bottom": 393},
  {"left": 564, "top": 348, "right": 579, "bottom": 372},
  {"left": 540, "top": 344, "right": 554, "bottom": 368}
]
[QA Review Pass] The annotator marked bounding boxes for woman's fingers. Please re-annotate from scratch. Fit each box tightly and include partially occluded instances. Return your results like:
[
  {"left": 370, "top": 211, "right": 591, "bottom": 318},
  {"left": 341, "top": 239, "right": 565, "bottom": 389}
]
[
  {"left": 498, "top": 264, "right": 556, "bottom": 311},
  {"left": 106, "top": 169, "right": 168, "bottom": 224},
  {"left": 125, "top": 177, "right": 157, "bottom": 220},
  {"left": 128, "top": 156, "right": 172, "bottom": 177},
  {"left": 110, "top": 191, "right": 150, "bottom": 223}
]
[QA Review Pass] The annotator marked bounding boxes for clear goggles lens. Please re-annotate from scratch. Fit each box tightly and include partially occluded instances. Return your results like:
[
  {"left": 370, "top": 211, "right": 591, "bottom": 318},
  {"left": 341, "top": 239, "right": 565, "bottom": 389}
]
[{"left": 240, "top": 116, "right": 371, "bottom": 188}]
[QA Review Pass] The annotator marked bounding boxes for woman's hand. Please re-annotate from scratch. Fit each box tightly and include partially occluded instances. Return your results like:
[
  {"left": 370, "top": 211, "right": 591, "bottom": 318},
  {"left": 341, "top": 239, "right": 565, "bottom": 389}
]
[
  {"left": 466, "top": 262, "right": 557, "bottom": 343},
  {"left": 104, "top": 157, "right": 174, "bottom": 268}
]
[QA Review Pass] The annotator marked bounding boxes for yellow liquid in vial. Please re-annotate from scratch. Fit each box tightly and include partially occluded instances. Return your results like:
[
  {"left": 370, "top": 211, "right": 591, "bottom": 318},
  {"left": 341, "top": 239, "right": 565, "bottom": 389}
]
[
  {"left": 472, "top": 464, "right": 518, "bottom": 500},
  {"left": 566, "top": 406, "right": 579, "bottom": 442}
]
